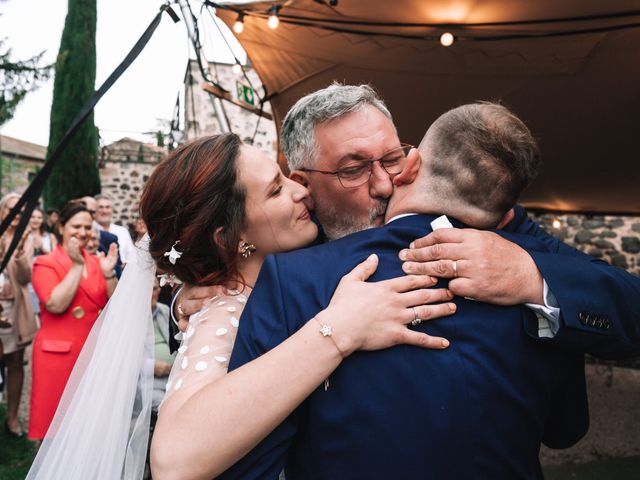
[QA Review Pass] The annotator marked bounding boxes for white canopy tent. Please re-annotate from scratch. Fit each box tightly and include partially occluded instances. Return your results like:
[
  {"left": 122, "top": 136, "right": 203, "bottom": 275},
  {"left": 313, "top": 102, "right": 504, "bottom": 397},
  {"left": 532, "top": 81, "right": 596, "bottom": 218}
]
[{"left": 212, "top": 0, "right": 640, "bottom": 213}]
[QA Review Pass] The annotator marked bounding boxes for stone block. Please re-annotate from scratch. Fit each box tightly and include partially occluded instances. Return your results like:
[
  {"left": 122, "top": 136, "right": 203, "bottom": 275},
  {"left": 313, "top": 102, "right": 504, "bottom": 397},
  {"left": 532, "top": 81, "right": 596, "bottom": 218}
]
[
  {"left": 606, "top": 219, "right": 625, "bottom": 228},
  {"left": 610, "top": 254, "right": 629, "bottom": 269},
  {"left": 591, "top": 239, "right": 615, "bottom": 249},
  {"left": 599, "top": 230, "right": 617, "bottom": 238},
  {"left": 621, "top": 237, "right": 640, "bottom": 254},
  {"left": 575, "top": 230, "right": 595, "bottom": 244},
  {"left": 582, "top": 219, "right": 605, "bottom": 229},
  {"left": 632, "top": 223, "right": 640, "bottom": 233},
  {"left": 587, "top": 248, "right": 603, "bottom": 258}
]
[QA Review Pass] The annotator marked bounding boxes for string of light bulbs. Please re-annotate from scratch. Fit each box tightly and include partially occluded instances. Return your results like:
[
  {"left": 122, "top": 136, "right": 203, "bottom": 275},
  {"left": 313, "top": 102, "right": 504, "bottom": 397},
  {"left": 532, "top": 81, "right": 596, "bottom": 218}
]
[{"left": 205, "top": 1, "right": 640, "bottom": 47}]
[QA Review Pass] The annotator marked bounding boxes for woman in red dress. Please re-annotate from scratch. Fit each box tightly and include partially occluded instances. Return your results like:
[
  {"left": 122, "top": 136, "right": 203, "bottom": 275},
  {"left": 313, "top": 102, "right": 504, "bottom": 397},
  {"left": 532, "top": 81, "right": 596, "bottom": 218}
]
[{"left": 28, "top": 202, "right": 118, "bottom": 440}]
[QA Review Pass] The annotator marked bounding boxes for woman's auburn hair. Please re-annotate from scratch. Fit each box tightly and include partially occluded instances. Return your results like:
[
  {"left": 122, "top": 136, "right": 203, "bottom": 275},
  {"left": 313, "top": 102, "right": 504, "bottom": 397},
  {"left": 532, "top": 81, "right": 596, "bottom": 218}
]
[{"left": 140, "top": 133, "right": 247, "bottom": 286}]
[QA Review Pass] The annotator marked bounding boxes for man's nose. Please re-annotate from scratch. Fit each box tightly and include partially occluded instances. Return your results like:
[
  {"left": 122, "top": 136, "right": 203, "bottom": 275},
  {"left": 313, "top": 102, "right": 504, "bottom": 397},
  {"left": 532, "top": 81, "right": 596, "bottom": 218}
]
[{"left": 368, "top": 161, "right": 393, "bottom": 200}]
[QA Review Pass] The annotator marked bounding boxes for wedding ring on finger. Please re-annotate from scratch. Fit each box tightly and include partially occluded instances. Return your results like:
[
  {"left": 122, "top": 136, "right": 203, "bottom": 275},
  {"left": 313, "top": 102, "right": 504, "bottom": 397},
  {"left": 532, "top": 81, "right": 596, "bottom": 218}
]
[
  {"left": 411, "top": 307, "right": 422, "bottom": 326},
  {"left": 452, "top": 260, "right": 458, "bottom": 278},
  {"left": 177, "top": 303, "right": 186, "bottom": 317}
]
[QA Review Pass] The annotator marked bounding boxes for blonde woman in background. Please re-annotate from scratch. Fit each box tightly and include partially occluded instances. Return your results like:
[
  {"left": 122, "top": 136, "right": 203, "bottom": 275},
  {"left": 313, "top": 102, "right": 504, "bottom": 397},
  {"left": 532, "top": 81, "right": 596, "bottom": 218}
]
[{"left": 0, "top": 193, "right": 37, "bottom": 438}]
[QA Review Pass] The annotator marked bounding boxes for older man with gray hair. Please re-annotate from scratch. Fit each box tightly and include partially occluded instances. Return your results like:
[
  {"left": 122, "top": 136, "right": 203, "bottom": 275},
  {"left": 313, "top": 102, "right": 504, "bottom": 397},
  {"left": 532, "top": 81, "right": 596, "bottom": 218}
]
[
  {"left": 217, "top": 99, "right": 639, "bottom": 479},
  {"left": 176, "top": 83, "right": 640, "bottom": 356},
  {"left": 94, "top": 194, "right": 135, "bottom": 264}
]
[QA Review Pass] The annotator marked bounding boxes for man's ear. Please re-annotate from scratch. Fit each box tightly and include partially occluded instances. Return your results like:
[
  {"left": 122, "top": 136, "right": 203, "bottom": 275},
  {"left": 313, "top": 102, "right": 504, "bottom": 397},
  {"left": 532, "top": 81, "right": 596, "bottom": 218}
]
[
  {"left": 289, "top": 170, "right": 315, "bottom": 210},
  {"left": 393, "top": 148, "right": 421, "bottom": 187},
  {"left": 495, "top": 208, "right": 515, "bottom": 230}
]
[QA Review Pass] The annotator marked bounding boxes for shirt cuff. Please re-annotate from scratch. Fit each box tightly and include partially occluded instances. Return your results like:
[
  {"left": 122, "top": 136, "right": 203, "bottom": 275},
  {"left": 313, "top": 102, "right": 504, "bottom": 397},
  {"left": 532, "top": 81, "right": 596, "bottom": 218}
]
[{"left": 525, "top": 280, "right": 560, "bottom": 339}]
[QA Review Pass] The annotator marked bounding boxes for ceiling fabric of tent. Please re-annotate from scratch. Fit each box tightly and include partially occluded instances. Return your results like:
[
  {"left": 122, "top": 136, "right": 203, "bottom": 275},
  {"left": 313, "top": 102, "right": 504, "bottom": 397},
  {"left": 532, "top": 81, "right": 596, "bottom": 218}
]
[{"left": 214, "top": 0, "right": 640, "bottom": 213}]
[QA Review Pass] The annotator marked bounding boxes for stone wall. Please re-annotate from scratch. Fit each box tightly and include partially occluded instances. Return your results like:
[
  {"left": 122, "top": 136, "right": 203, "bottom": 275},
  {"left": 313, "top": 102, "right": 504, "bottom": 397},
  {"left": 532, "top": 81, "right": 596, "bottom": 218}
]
[
  {"left": 99, "top": 161, "right": 157, "bottom": 226},
  {"left": 529, "top": 212, "right": 640, "bottom": 276},
  {"left": 98, "top": 137, "right": 166, "bottom": 226}
]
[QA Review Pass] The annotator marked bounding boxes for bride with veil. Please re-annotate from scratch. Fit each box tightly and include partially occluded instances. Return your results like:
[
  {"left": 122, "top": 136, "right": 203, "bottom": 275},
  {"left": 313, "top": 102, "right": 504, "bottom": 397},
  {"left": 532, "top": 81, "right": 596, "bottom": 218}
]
[{"left": 26, "top": 133, "right": 453, "bottom": 479}]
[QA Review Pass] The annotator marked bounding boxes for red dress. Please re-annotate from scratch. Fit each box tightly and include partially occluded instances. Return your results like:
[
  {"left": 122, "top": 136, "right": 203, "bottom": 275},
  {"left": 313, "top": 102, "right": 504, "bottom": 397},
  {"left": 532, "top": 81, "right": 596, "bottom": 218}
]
[{"left": 28, "top": 246, "right": 108, "bottom": 439}]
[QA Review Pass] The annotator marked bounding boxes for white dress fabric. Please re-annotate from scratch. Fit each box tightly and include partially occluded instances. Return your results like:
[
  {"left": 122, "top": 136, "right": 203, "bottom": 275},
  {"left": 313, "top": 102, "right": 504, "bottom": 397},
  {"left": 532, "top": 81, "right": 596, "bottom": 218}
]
[
  {"left": 161, "top": 290, "right": 247, "bottom": 408},
  {"left": 26, "top": 236, "right": 155, "bottom": 480}
]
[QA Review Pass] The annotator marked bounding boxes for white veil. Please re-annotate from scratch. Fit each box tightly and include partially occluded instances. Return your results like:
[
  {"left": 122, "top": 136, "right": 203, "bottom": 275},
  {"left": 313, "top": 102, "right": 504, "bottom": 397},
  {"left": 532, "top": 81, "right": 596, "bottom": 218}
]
[{"left": 26, "top": 235, "right": 156, "bottom": 480}]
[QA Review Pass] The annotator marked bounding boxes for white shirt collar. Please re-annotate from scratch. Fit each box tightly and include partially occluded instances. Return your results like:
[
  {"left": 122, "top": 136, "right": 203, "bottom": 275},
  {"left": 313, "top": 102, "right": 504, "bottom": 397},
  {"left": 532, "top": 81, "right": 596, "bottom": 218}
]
[{"left": 385, "top": 212, "right": 418, "bottom": 225}]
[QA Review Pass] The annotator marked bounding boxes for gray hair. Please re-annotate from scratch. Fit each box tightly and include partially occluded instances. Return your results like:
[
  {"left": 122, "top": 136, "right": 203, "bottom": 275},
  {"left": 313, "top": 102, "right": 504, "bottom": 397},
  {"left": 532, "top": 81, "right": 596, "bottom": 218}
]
[
  {"left": 95, "top": 193, "right": 113, "bottom": 203},
  {"left": 421, "top": 101, "right": 540, "bottom": 226},
  {"left": 281, "top": 83, "right": 393, "bottom": 171}
]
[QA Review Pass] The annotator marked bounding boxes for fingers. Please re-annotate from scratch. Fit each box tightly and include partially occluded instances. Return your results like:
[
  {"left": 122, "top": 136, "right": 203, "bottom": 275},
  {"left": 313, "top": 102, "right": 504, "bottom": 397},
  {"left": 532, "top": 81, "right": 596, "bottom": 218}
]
[
  {"left": 343, "top": 254, "right": 379, "bottom": 282},
  {"left": 397, "top": 330, "right": 450, "bottom": 349},
  {"left": 178, "top": 317, "right": 189, "bottom": 333},
  {"left": 180, "top": 297, "right": 208, "bottom": 318},
  {"left": 402, "top": 259, "right": 466, "bottom": 278},
  {"left": 397, "top": 287, "right": 453, "bottom": 308},
  {"left": 399, "top": 242, "right": 467, "bottom": 263},
  {"left": 412, "top": 302, "right": 457, "bottom": 322},
  {"left": 409, "top": 228, "right": 478, "bottom": 249},
  {"left": 446, "top": 278, "right": 484, "bottom": 302},
  {"left": 379, "top": 273, "right": 437, "bottom": 292}
]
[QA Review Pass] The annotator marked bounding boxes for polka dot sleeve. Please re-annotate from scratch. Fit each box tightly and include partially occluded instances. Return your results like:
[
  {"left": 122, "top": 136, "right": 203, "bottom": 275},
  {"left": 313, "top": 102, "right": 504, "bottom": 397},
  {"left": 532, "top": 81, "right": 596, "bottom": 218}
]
[{"left": 160, "top": 292, "right": 247, "bottom": 409}]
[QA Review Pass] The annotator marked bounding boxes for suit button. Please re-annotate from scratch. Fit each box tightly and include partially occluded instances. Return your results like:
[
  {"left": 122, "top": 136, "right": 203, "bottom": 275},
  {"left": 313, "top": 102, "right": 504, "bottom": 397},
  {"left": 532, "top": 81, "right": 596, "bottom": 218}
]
[
  {"left": 595, "top": 318, "right": 604, "bottom": 328},
  {"left": 587, "top": 316, "right": 596, "bottom": 327},
  {"left": 579, "top": 312, "right": 588, "bottom": 325},
  {"left": 604, "top": 319, "right": 611, "bottom": 329}
]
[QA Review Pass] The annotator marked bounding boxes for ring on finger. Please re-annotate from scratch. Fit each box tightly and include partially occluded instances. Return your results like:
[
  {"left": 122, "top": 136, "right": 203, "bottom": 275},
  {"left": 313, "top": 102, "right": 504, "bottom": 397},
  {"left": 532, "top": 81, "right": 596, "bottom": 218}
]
[
  {"left": 177, "top": 303, "right": 186, "bottom": 317},
  {"left": 411, "top": 307, "right": 422, "bottom": 326},
  {"left": 452, "top": 260, "right": 458, "bottom": 279}
]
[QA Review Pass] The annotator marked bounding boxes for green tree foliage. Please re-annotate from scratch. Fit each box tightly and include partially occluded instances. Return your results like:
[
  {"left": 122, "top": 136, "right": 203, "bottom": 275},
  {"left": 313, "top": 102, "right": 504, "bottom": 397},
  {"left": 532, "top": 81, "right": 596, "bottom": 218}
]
[
  {"left": 0, "top": 39, "right": 51, "bottom": 126},
  {"left": 44, "top": 0, "right": 100, "bottom": 209}
]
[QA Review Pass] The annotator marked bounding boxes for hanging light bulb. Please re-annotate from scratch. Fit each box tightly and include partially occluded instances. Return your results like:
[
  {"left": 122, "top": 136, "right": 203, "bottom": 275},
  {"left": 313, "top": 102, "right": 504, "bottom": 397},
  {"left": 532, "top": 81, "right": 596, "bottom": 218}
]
[
  {"left": 552, "top": 218, "right": 562, "bottom": 229},
  {"left": 232, "top": 62, "right": 242, "bottom": 75},
  {"left": 233, "top": 13, "right": 245, "bottom": 34},
  {"left": 440, "top": 32, "right": 455, "bottom": 47},
  {"left": 268, "top": 5, "right": 281, "bottom": 29}
]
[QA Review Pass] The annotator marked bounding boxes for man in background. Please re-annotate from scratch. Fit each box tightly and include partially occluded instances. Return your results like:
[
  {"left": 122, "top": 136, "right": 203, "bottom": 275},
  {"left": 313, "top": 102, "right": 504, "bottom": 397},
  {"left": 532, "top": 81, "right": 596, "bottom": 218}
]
[{"left": 94, "top": 194, "right": 135, "bottom": 265}]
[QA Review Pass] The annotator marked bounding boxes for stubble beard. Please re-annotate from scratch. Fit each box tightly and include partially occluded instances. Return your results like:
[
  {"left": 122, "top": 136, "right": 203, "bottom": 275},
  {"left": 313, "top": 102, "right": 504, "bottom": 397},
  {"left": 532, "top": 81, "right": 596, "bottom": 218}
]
[{"left": 316, "top": 198, "right": 389, "bottom": 240}]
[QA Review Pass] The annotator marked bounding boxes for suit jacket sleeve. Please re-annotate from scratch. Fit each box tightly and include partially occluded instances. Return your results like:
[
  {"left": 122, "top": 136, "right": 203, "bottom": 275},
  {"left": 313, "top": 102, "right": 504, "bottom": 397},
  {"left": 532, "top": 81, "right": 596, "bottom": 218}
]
[
  {"left": 220, "top": 255, "right": 300, "bottom": 479},
  {"left": 507, "top": 205, "right": 640, "bottom": 359}
]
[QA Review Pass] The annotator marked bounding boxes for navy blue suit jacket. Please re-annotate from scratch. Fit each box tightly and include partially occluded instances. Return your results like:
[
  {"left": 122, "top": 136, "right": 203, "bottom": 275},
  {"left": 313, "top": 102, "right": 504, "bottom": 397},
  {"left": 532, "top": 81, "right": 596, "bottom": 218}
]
[
  {"left": 98, "top": 230, "right": 122, "bottom": 278},
  {"left": 223, "top": 214, "right": 601, "bottom": 479},
  {"left": 503, "top": 206, "right": 640, "bottom": 358}
]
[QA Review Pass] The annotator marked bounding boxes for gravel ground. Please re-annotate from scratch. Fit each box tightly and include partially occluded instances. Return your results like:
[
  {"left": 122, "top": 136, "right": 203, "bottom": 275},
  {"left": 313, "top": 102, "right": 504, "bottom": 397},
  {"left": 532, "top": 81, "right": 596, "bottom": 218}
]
[
  {"left": 12, "top": 351, "right": 640, "bottom": 466},
  {"left": 540, "top": 363, "right": 640, "bottom": 465}
]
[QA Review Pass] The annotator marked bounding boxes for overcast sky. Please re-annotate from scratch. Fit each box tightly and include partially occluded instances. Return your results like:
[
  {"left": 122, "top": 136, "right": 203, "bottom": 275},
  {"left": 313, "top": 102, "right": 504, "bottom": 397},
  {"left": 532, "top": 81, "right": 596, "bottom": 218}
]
[{"left": 1, "top": 0, "right": 246, "bottom": 146}]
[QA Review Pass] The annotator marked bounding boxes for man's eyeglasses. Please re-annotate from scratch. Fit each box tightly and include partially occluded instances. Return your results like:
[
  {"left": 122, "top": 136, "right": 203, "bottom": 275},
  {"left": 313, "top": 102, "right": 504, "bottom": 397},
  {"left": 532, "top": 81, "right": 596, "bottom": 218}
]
[{"left": 299, "top": 144, "right": 414, "bottom": 189}]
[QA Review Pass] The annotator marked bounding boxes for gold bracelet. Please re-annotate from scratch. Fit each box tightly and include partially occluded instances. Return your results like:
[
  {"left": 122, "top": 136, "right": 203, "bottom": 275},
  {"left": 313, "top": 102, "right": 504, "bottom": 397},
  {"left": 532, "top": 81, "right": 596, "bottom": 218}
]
[{"left": 313, "top": 316, "right": 345, "bottom": 358}]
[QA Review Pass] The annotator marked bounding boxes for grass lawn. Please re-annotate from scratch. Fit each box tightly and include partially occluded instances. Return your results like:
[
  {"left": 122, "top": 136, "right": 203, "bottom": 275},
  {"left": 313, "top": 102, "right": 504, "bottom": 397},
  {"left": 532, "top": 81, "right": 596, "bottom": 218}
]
[{"left": 0, "top": 403, "right": 38, "bottom": 479}]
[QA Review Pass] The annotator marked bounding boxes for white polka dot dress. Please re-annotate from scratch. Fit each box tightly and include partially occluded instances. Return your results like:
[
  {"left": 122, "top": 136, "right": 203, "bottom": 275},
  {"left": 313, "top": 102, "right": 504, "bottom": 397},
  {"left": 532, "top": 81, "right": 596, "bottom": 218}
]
[{"left": 161, "top": 291, "right": 248, "bottom": 408}]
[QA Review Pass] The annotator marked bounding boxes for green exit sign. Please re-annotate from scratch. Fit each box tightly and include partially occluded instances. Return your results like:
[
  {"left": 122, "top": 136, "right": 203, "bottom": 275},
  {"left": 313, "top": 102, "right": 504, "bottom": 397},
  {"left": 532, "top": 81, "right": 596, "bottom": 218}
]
[{"left": 236, "top": 82, "right": 255, "bottom": 106}]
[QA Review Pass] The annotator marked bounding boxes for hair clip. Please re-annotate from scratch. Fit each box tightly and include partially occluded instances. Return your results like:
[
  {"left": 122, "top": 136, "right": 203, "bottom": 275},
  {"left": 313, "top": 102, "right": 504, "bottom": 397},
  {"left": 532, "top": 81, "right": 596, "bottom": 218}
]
[
  {"left": 157, "top": 273, "right": 182, "bottom": 288},
  {"left": 164, "top": 241, "right": 183, "bottom": 265}
]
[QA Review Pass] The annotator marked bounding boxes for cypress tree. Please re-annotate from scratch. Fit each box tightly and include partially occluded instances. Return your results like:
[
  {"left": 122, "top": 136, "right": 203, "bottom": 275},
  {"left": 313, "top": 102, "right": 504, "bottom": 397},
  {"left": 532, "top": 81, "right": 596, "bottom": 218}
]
[{"left": 44, "top": 0, "right": 99, "bottom": 209}]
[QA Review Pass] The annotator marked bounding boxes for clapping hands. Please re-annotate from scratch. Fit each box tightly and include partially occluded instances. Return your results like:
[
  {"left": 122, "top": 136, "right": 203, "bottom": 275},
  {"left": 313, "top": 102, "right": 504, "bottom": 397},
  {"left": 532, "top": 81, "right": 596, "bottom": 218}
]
[{"left": 98, "top": 242, "right": 118, "bottom": 275}]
